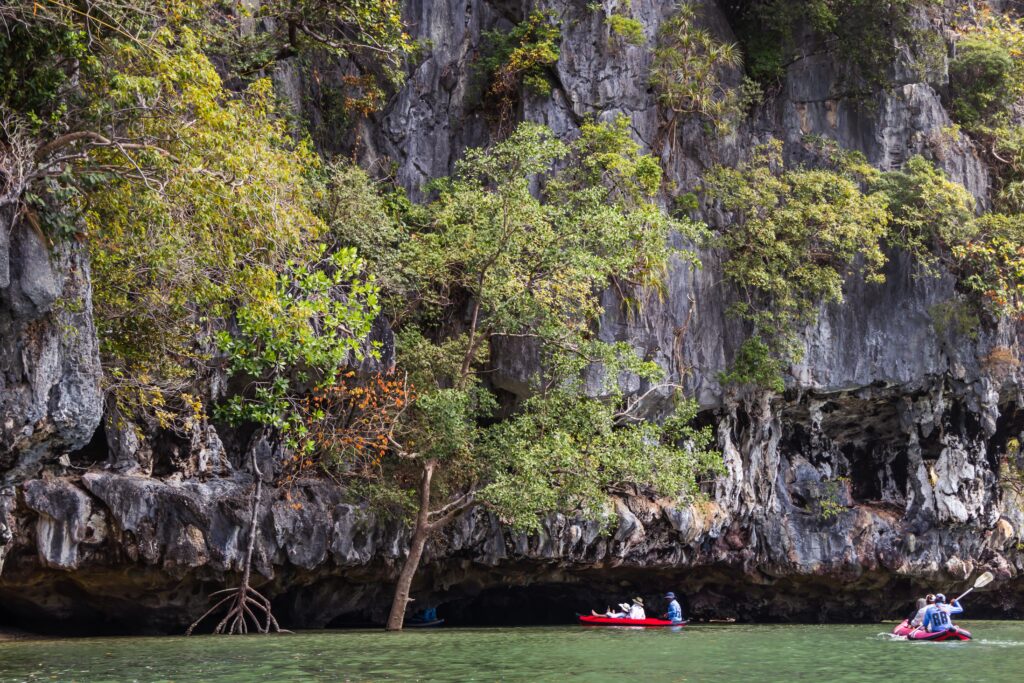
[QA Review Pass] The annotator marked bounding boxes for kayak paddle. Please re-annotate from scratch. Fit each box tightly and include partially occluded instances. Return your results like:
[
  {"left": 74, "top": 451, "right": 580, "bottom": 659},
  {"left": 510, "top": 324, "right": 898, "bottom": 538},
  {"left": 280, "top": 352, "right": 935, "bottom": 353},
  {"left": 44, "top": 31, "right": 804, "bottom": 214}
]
[{"left": 953, "top": 571, "right": 994, "bottom": 602}]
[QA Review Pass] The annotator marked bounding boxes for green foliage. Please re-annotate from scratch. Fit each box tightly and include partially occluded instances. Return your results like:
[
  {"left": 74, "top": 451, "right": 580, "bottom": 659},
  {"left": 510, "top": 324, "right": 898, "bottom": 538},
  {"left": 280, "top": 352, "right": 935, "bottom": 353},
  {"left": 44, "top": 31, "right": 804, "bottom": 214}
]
[
  {"left": 0, "top": 15, "right": 85, "bottom": 128},
  {"left": 215, "top": 247, "right": 380, "bottom": 444},
  {"left": 482, "top": 394, "right": 719, "bottom": 532},
  {"left": 204, "top": 0, "right": 411, "bottom": 87},
  {"left": 718, "top": 338, "right": 786, "bottom": 394},
  {"left": 952, "top": 213, "right": 1024, "bottom": 319},
  {"left": 947, "top": 12, "right": 1024, "bottom": 212},
  {"left": 397, "top": 117, "right": 691, "bottom": 392},
  {"left": 730, "top": 0, "right": 934, "bottom": 93},
  {"left": 949, "top": 37, "right": 1016, "bottom": 129},
  {"left": 704, "top": 139, "right": 889, "bottom": 390},
  {"left": 1, "top": 2, "right": 393, "bottom": 429},
  {"left": 478, "top": 11, "right": 561, "bottom": 123},
  {"left": 870, "top": 155, "right": 978, "bottom": 275},
  {"left": 336, "top": 118, "right": 720, "bottom": 531},
  {"left": 650, "top": 3, "right": 744, "bottom": 135},
  {"left": 311, "top": 163, "right": 411, "bottom": 298},
  {"left": 83, "top": 34, "right": 336, "bottom": 422},
  {"left": 607, "top": 14, "right": 645, "bottom": 47},
  {"left": 929, "top": 300, "right": 980, "bottom": 341},
  {"left": 816, "top": 477, "right": 849, "bottom": 520}
]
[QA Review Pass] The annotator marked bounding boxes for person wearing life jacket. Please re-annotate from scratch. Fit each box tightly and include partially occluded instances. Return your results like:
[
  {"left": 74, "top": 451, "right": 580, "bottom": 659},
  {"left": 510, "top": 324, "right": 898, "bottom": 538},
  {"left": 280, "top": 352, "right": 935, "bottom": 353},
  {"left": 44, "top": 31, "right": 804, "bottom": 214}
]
[
  {"left": 909, "top": 594, "right": 935, "bottom": 627},
  {"left": 663, "top": 592, "right": 684, "bottom": 624},
  {"left": 628, "top": 597, "right": 646, "bottom": 619},
  {"left": 922, "top": 593, "right": 963, "bottom": 632}
]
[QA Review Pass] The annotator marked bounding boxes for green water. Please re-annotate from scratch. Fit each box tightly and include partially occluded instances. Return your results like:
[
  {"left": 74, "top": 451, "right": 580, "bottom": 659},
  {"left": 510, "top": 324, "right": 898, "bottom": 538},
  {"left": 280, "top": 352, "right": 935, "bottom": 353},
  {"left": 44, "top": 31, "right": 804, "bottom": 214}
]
[{"left": 2, "top": 622, "right": 1022, "bottom": 682}]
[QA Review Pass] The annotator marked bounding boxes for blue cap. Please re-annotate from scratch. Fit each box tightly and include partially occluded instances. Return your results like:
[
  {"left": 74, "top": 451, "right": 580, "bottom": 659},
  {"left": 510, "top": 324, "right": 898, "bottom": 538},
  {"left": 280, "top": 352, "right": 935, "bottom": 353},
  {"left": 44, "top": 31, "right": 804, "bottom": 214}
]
[
  {"left": 665, "top": 592, "right": 676, "bottom": 599},
  {"left": 935, "top": 593, "right": 946, "bottom": 603}
]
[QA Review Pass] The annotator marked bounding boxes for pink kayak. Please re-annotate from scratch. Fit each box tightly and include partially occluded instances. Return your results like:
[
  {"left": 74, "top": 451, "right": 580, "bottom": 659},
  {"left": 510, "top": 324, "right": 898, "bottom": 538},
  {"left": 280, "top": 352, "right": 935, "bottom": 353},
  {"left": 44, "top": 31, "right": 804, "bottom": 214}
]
[
  {"left": 892, "top": 619, "right": 972, "bottom": 641},
  {"left": 579, "top": 615, "right": 680, "bottom": 627}
]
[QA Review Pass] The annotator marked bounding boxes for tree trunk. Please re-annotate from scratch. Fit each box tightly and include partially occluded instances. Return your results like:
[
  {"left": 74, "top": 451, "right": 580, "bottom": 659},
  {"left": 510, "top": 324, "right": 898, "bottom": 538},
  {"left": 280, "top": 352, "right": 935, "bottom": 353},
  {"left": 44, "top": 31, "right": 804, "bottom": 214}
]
[{"left": 385, "top": 459, "right": 435, "bottom": 631}]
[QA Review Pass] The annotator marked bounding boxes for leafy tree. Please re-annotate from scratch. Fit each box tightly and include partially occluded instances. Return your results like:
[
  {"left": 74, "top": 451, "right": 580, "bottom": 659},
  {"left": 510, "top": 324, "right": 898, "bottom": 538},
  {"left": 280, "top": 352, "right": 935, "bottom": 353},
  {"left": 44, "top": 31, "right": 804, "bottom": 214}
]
[
  {"left": 303, "top": 119, "right": 721, "bottom": 630},
  {"left": 870, "top": 155, "right": 978, "bottom": 275},
  {"left": 704, "top": 139, "right": 890, "bottom": 390},
  {"left": 948, "top": 10, "right": 1024, "bottom": 211},
  {"left": 2, "top": 2, "right": 389, "bottom": 432},
  {"left": 871, "top": 156, "right": 1022, "bottom": 321},
  {"left": 723, "top": 0, "right": 935, "bottom": 94},
  {"left": 606, "top": 14, "right": 645, "bottom": 47},
  {"left": 949, "top": 37, "right": 1016, "bottom": 129},
  {"left": 477, "top": 11, "right": 561, "bottom": 129},
  {"left": 649, "top": 2, "right": 744, "bottom": 138},
  {"left": 215, "top": 247, "right": 381, "bottom": 448},
  {"left": 952, "top": 213, "right": 1024, "bottom": 320},
  {"left": 203, "top": 0, "right": 411, "bottom": 85}
]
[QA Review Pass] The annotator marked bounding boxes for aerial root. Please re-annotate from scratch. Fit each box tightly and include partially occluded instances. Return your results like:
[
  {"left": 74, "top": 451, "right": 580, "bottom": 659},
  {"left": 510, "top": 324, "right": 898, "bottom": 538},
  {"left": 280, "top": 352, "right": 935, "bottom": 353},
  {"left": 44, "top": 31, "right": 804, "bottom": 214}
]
[{"left": 185, "top": 449, "right": 290, "bottom": 636}]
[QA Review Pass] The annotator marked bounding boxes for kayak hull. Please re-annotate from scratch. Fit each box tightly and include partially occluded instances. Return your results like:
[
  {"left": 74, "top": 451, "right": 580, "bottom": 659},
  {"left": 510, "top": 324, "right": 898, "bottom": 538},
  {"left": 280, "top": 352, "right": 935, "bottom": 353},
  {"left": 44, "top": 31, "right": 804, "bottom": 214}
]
[
  {"left": 579, "top": 615, "right": 680, "bottom": 627},
  {"left": 892, "top": 619, "right": 971, "bottom": 641}
]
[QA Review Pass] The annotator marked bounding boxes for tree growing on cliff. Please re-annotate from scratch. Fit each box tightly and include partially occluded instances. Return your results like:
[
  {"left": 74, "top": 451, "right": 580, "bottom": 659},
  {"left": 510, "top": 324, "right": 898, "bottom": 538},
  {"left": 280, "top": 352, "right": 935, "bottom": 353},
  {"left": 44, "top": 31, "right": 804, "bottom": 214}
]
[
  {"left": 303, "top": 118, "right": 721, "bottom": 630},
  {"left": 1, "top": 0, "right": 413, "bottom": 457},
  {"left": 704, "top": 138, "right": 890, "bottom": 391}
]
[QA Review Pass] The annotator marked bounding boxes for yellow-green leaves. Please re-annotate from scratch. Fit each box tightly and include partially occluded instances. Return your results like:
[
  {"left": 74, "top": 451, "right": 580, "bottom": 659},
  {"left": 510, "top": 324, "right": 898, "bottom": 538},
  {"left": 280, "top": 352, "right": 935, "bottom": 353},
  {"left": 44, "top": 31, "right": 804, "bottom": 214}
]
[
  {"left": 650, "top": 3, "right": 744, "bottom": 136},
  {"left": 216, "top": 247, "right": 381, "bottom": 439},
  {"left": 81, "top": 30, "right": 344, "bottom": 424},
  {"left": 478, "top": 11, "right": 561, "bottom": 124},
  {"left": 706, "top": 139, "right": 890, "bottom": 390},
  {"left": 358, "top": 118, "right": 719, "bottom": 529},
  {"left": 870, "top": 155, "right": 977, "bottom": 275},
  {"left": 953, "top": 213, "right": 1024, "bottom": 319}
]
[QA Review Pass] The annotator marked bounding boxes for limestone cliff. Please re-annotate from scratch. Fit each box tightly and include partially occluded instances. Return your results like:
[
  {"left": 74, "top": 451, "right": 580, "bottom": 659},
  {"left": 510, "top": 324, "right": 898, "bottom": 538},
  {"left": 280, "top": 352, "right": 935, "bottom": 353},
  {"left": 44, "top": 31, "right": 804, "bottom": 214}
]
[{"left": 1, "top": 0, "right": 1022, "bottom": 632}]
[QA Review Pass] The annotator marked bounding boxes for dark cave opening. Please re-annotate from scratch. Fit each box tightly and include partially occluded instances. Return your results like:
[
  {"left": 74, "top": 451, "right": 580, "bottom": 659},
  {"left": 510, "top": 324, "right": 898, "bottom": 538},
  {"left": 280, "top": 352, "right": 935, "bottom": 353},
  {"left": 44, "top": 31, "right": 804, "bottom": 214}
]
[
  {"left": 990, "top": 402, "right": 1024, "bottom": 471},
  {"left": 844, "top": 444, "right": 908, "bottom": 503},
  {"left": 67, "top": 422, "right": 108, "bottom": 468},
  {"left": 439, "top": 584, "right": 611, "bottom": 626}
]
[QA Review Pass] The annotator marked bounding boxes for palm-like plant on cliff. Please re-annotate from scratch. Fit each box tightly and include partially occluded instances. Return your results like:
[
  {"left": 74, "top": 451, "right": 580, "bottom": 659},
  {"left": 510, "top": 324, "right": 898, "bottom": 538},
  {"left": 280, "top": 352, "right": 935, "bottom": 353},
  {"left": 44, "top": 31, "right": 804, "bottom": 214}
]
[{"left": 302, "top": 118, "right": 722, "bottom": 630}]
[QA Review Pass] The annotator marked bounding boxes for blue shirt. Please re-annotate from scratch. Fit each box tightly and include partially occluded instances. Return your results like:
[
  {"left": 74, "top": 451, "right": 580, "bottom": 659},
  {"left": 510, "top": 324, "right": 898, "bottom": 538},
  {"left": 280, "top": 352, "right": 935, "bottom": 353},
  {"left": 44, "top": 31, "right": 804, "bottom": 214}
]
[
  {"left": 666, "top": 599, "right": 683, "bottom": 623},
  {"left": 922, "top": 601, "right": 962, "bottom": 632}
]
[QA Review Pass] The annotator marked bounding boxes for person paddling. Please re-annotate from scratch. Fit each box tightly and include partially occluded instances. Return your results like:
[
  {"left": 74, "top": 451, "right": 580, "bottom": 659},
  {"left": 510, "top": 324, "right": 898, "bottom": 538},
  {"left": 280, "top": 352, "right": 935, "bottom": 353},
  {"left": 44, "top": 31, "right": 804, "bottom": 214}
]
[
  {"left": 663, "top": 592, "right": 684, "bottom": 624},
  {"left": 628, "top": 597, "right": 646, "bottom": 619},
  {"left": 921, "top": 593, "right": 963, "bottom": 633}
]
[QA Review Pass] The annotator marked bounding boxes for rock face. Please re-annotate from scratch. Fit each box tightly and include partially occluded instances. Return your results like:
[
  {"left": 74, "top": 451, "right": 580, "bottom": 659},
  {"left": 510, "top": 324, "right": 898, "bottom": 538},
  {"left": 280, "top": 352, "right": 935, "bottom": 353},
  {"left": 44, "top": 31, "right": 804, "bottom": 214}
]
[
  {"left": 1, "top": 1, "right": 1023, "bottom": 632},
  {"left": 0, "top": 221, "right": 103, "bottom": 484}
]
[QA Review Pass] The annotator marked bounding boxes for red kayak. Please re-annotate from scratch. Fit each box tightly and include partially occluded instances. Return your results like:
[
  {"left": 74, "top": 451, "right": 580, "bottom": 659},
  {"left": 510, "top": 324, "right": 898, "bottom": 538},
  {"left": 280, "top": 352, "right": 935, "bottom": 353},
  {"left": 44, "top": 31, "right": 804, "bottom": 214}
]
[
  {"left": 579, "top": 615, "right": 680, "bottom": 627},
  {"left": 892, "top": 620, "right": 972, "bottom": 641}
]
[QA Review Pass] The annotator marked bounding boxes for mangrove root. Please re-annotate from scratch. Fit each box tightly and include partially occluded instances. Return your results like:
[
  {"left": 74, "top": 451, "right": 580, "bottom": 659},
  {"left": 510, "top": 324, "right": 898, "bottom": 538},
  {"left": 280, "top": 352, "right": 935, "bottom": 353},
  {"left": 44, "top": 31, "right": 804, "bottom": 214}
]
[{"left": 186, "top": 450, "right": 289, "bottom": 635}]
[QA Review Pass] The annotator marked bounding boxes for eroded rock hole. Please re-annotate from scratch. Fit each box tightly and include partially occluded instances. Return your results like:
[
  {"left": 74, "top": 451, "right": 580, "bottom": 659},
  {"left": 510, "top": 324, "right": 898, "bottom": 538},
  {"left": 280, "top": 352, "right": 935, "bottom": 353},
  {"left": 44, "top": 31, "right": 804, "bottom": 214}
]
[{"left": 67, "top": 422, "right": 108, "bottom": 468}]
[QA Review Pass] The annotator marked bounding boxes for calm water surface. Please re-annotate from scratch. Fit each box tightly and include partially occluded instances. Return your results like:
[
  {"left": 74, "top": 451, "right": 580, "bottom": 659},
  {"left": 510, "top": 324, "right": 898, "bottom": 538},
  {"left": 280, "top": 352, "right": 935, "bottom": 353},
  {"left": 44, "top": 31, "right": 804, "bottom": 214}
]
[{"left": 2, "top": 622, "right": 1023, "bottom": 682}]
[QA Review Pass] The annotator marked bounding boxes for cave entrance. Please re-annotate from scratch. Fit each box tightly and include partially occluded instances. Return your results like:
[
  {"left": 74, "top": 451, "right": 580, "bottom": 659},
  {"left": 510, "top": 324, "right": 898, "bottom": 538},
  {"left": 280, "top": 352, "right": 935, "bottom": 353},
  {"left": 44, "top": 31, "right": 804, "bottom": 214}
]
[
  {"left": 438, "top": 584, "right": 613, "bottom": 626},
  {"left": 67, "top": 421, "right": 108, "bottom": 468}
]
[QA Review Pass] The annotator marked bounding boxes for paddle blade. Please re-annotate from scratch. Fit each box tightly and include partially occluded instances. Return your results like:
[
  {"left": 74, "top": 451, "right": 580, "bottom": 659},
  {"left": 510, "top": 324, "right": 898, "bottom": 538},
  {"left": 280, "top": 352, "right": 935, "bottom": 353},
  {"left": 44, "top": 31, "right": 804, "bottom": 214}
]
[{"left": 974, "top": 571, "right": 995, "bottom": 589}]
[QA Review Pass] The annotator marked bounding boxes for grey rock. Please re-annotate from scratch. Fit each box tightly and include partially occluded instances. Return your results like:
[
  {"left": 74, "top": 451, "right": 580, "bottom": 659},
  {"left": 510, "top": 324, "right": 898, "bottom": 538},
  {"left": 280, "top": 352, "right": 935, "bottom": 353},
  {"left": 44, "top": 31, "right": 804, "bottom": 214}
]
[{"left": 0, "top": 0, "right": 1022, "bottom": 631}]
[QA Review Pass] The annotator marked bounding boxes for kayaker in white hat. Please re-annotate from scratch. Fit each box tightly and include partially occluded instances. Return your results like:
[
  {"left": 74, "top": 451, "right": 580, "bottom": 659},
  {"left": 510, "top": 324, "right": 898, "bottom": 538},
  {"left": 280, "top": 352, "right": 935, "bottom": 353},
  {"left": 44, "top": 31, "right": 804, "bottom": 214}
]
[
  {"left": 591, "top": 603, "right": 630, "bottom": 619},
  {"left": 628, "top": 597, "right": 646, "bottom": 620},
  {"left": 908, "top": 594, "right": 934, "bottom": 627}
]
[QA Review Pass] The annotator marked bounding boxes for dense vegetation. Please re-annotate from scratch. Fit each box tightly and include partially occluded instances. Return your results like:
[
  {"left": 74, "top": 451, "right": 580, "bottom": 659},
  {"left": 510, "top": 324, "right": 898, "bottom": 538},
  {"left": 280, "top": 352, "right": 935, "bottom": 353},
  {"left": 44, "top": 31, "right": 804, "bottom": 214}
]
[
  {"left": 477, "top": 11, "right": 561, "bottom": 129},
  {"left": 1, "top": 0, "right": 720, "bottom": 631},
  {"left": 3, "top": 0, "right": 1023, "bottom": 631},
  {"left": 722, "top": 0, "right": 940, "bottom": 93}
]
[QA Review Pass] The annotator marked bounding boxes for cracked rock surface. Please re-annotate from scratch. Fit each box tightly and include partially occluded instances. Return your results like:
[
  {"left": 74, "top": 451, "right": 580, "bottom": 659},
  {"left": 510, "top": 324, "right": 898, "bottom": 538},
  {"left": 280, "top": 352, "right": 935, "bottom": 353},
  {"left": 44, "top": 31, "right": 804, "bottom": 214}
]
[{"left": 1, "top": 0, "right": 1023, "bottom": 632}]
